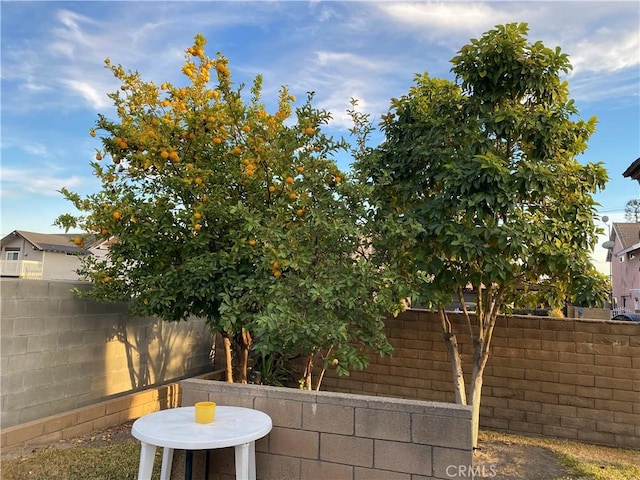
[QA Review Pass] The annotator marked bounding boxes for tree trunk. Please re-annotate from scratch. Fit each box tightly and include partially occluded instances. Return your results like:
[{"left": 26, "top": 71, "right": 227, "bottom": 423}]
[
  {"left": 444, "top": 332, "right": 467, "bottom": 405},
  {"left": 239, "top": 330, "right": 252, "bottom": 384},
  {"left": 222, "top": 332, "right": 233, "bottom": 383},
  {"left": 469, "top": 337, "right": 491, "bottom": 448}
]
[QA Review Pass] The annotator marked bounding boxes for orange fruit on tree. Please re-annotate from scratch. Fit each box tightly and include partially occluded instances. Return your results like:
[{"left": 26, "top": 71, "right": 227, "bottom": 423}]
[
  {"left": 194, "top": 177, "right": 203, "bottom": 185},
  {"left": 74, "top": 237, "right": 83, "bottom": 247},
  {"left": 285, "top": 176, "right": 294, "bottom": 184},
  {"left": 334, "top": 175, "right": 342, "bottom": 183},
  {"left": 232, "top": 146, "right": 242, "bottom": 155},
  {"left": 95, "top": 153, "right": 102, "bottom": 161},
  {"left": 304, "top": 127, "right": 314, "bottom": 136},
  {"left": 194, "top": 223, "right": 202, "bottom": 231},
  {"left": 169, "top": 151, "right": 179, "bottom": 162},
  {"left": 273, "top": 270, "right": 282, "bottom": 278},
  {"left": 112, "top": 211, "right": 121, "bottom": 220},
  {"left": 194, "top": 212, "right": 202, "bottom": 220},
  {"left": 241, "top": 125, "right": 251, "bottom": 133},
  {"left": 213, "top": 137, "right": 222, "bottom": 144},
  {"left": 296, "top": 166, "right": 304, "bottom": 173},
  {"left": 248, "top": 239, "right": 257, "bottom": 246},
  {"left": 207, "top": 116, "right": 216, "bottom": 123},
  {"left": 160, "top": 150, "right": 169, "bottom": 160},
  {"left": 268, "top": 185, "right": 276, "bottom": 193},
  {"left": 289, "top": 192, "right": 297, "bottom": 200},
  {"left": 102, "top": 276, "right": 111, "bottom": 283},
  {"left": 272, "top": 261, "right": 280, "bottom": 269},
  {"left": 90, "top": 129, "right": 96, "bottom": 138}
]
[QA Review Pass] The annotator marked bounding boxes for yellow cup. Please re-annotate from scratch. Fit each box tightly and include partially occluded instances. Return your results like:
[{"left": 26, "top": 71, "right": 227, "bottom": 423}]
[{"left": 194, "top": 401, "right": 216, "bottom": 424}]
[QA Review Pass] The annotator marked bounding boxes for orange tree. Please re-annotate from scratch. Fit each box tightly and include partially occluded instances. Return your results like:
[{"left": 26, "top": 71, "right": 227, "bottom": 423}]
[{"left": 57, "top": 34, "right": 403, "bottom": 387}]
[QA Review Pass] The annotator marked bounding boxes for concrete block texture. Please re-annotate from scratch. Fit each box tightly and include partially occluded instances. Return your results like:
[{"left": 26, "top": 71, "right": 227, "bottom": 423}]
[
  {"left": 322, "top": 309, "right": 640, "bottom": 449},
  {"left": 180, "top": 380, "right": 473, "bottom": 479},
  {"left": 1, "top": 279, "right": 214, "bottom": 429}
]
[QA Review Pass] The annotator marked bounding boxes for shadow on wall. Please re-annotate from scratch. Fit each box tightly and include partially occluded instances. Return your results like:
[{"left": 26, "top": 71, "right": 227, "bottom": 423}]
[{"left": 108, "top": 315, "right": 214, "bottom": 400}]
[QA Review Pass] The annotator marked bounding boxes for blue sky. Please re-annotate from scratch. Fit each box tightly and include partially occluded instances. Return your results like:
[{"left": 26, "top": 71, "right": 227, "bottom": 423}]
[{"left": 1, "top": 1, "right": 639, "bottom": 271}]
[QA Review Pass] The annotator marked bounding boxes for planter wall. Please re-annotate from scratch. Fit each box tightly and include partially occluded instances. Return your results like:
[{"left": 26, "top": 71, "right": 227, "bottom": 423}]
[{"left": 179, "top": 379, "right": 473, "bottom": 480}]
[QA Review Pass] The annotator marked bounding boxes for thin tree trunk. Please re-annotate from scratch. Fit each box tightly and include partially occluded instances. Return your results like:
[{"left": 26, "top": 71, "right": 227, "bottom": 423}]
[
  {"left": 439, "top": 309, "right": 467, "bottom": 405},
  {"left": 240, "top": 329, "right": 252, "bottom": 384},
  {"left": 469, "top": 338, "right": 487, "bottom": 448},
  {"left": 222, "top": 332, "right": 233, "bottom": 383},
  {"left": 302, "top": 354, "right": 314, "bottom": 390}
]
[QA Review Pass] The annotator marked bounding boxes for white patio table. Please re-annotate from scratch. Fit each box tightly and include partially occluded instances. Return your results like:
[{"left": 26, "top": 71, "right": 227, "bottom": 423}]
[{"left": 131, "top": 405, "right": 272, "bottom": 480}]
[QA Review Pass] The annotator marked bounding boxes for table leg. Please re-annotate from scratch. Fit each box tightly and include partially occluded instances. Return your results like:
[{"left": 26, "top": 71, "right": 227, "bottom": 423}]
[
  {"left": 185, "top": 450, "right": 193, "bottom": 480},
  {"left": 137, "top": 442, "right": 157, "bottom": 480},
  {"left": 234, "top": 442, "right": 255, "bottom": 480},
  {"left": 160, "top": 447, "right": 174, "bottom": 480}
]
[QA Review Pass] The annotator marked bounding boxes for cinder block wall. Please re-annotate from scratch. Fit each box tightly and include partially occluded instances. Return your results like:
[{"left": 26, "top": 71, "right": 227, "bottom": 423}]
[
  {"left": 0, "top": 279, "right": 215, "bottom": 428},
  {"left": 180, "top": 379, "right": 473, "bottom": 480},
  {"left": 322, "top": 310, "right": 640, "bottom": 449}
]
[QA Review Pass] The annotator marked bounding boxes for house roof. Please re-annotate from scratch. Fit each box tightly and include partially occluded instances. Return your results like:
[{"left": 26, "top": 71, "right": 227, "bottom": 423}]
[
  {"left": 0, "top": 230, "right": 97, "bottom": 255},
  {"left": 611, "top": 223, "right": 640, "bottom": 258},
  {"left": 623, "top": 157, "right": 640, "bottom": 182}
]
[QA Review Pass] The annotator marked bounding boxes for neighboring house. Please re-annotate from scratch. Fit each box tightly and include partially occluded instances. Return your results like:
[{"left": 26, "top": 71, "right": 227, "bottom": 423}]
[
  {"left": 0, "top": 230, "right": 104, "bottom": 281},
  {"left": 607, "top": 222, "right": 640, "bottom": 313},
  {"left": 623, "top": 156, "right": 640, "bottom": 183}
]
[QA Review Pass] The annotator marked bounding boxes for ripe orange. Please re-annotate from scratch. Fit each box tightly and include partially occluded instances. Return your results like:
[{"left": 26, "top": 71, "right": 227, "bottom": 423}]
[
  {"left": 213, "top": 137, "right": 222, "bottom": 144},
  {"left": 272, "top": 261, "right": 280, "bottom": 269},
  {"left": 101, "top": 229, "right": 109, "bottom": 236},
  {"left": 296, "top": 166, "right": 304, "bottom": 173},
  {"left": 207, "top": 116, "right": 216, "bottom": 123},
  {"left": 112, "top": 211, "right": 121, "bottom": 220},
  {"left": 289, "top": 192, "right": 297, "bottom": 200},
  {"left": 194, "top": 212, "right": 202, "bottom": 220},
  {"left": 194, "top": 223, "right": 202, "bottom": 231},
  {"left": 95, "top": 153, "right": 102, "bottom": 161},
  {"left": 161, "top": 83, "right": 168, "bottom": 90},
  {"left": 90, "top": 129, "right": 96, "bottom": 138},
  {"left": 102, "top": 276, "right": 111, "bottom": 283},
  {"left": 74, "top": 236, "right": 83, "bottom": 246},
  {"left": 268, "top": 185, "right": 276, "bottom": 193},
  {"left": 273, "top": 270, "right": 282, "bottom": 278},
  {"left": 169, "top": 151, "right": 179, "bottom": 162},
  {"left": 161, "top": 100, "right": 170, "bottom": 108},
  {"left": 304, "top": 127, "right": 314, "bottom": 136},
  {"left": 248, "top": 239, "right": 257, "bottom": 246},
  {"left": 232, "top": 146, "right": 242, "bottom": 155},
  {"left": 194, "top": 177, "right": 203, "bottom": 185},
  {"left": 285, "top": 176, "right": 294, "bottom": 184},
  {"left": 332, "top": 358, "right": 339, "bottom": 366},
  {"left": 296, "top": 208, "right": 304, "bottom": 216},
  {"left": 241, "top": 125, "right": 251, "bottom": 133},
  {"left": 160, "top": 150, "right": 169, "bottom": 160},
  {"left": 334, "top": 175, "right": 342, "bottom": 183}
]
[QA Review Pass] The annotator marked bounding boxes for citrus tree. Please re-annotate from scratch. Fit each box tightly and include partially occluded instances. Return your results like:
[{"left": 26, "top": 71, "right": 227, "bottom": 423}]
[
  {"left": 57, "top": 34, "right": 401, "bottom": 387},
  {"left": 354, "top": 23, "right": 609, "bottom": 446}
]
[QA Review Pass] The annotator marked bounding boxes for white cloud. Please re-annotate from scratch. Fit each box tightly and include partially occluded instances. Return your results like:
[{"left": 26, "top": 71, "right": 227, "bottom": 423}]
[
  {"left": 377, "top": 2, "right": 512, "bottom": 34},
  {"left": 570, "top": 30, "right": 640, "bottom": 74},
  {"left": 0, "top": 167, "right": 85, "bottom": 198},
  {"left": 61, "top": 79, "right": 112, "bottom": 110}
]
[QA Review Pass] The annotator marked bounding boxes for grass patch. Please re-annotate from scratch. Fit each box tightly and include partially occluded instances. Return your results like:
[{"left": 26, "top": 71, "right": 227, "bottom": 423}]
[
  {"left": 1, "top": 440, "right": 161, "bottom": 480},
  {"left": 479, "top": 430, "right": 640, "bottom": 480}
]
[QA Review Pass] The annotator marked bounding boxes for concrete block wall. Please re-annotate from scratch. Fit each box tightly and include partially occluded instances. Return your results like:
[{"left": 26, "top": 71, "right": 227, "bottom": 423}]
[
  {"left": 179, "top": 379, "right": 473, "bottom": 480},
  {"left": 1, "top": 279, "right": 215, "bottom": 428},
  {"left": 1, "top": 382, "right": 180, "bottom": 449},
  {"left": 322, "top": 310, "right": 640, "bottom": 449}
]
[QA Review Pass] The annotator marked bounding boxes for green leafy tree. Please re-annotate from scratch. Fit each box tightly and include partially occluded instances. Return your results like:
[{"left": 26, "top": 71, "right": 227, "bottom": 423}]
[
  {"left": 57, "top": 34, "right": 401, "bottom": 388},
  {"left": 355, "top": 23, "right": 609, "bottom": 447}
]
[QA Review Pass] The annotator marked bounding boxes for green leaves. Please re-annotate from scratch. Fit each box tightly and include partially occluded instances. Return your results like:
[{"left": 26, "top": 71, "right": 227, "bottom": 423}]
[{"left": 357, "top": 23, "right": 609, "bottom": 317}]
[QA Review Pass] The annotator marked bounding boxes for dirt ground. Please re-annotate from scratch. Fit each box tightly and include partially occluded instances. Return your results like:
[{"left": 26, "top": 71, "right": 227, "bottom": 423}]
[{"left": 0, "top": 422, "right": 607, "bottom": 479}]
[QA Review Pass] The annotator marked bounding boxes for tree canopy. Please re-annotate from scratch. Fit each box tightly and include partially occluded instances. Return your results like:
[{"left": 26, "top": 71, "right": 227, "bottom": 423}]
[{"left": 57, "top": 34, "right": 402, "bottom": 387}]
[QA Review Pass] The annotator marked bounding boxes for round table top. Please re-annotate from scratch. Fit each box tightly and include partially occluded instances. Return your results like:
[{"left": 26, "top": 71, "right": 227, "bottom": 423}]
[{"left": 131, "top": 406, "right": 272, "bottom": 450}]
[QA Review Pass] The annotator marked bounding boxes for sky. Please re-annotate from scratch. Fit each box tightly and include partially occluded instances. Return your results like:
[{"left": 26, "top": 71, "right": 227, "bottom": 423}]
[{"left": 1, "top": 0, "right": 639, "bottom": 272}]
